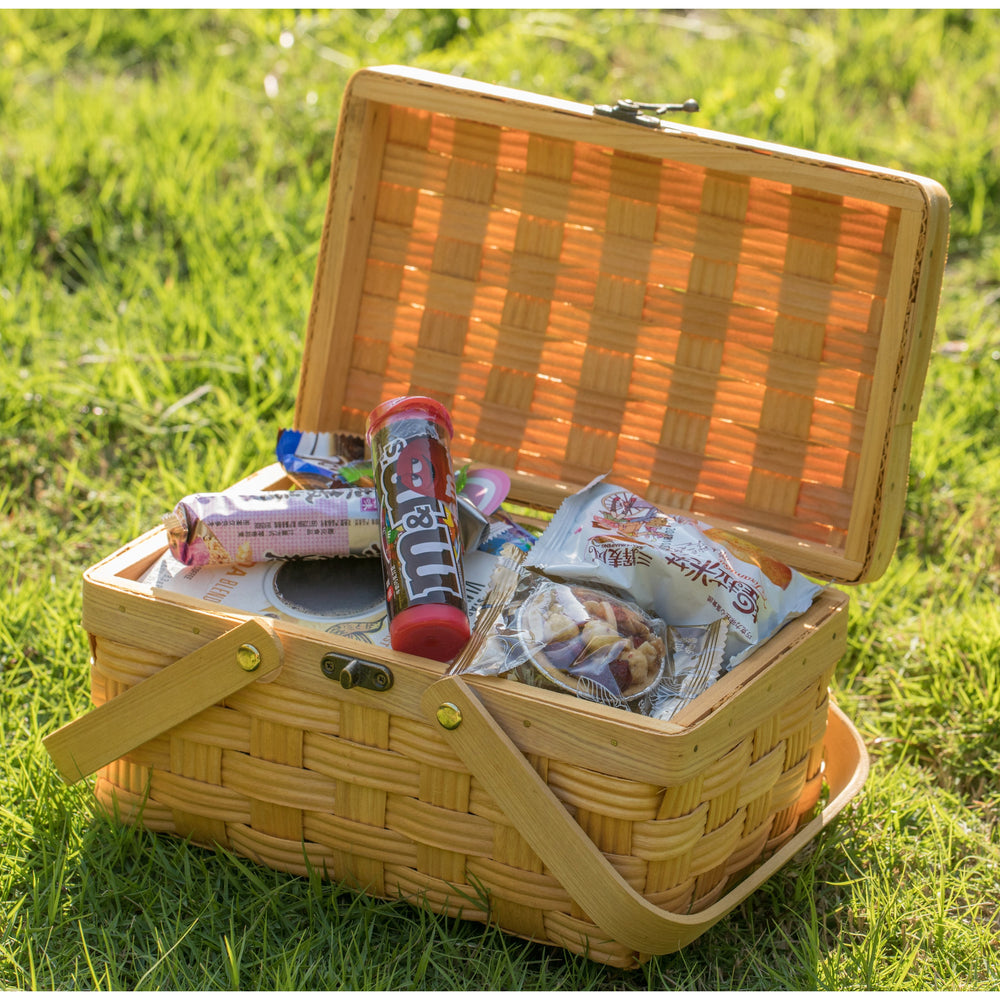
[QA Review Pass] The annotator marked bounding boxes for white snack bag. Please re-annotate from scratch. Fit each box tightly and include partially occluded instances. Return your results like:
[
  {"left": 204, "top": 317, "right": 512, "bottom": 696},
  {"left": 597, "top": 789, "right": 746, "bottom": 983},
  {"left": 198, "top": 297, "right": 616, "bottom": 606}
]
[{"left": 525, "top": 480, "right": 821, "bottom": 669}]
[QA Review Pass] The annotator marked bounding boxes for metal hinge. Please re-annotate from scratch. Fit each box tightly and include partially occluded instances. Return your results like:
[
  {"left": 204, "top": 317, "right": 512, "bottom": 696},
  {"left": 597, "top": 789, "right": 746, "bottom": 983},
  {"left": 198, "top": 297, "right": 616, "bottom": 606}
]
[{"left": 593, "top": 98, "right": 700, "bottom": 129}]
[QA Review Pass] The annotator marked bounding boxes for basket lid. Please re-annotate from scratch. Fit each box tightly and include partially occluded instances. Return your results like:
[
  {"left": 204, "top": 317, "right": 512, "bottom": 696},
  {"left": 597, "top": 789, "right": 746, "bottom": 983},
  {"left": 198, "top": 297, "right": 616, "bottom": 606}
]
[{"left": 295, "top": 66, "right": 949, "bottom": 585}]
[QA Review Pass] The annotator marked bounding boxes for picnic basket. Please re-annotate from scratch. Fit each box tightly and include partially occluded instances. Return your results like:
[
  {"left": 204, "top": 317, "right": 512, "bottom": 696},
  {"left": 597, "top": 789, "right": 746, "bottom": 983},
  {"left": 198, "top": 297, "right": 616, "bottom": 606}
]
[{"left": 44, "top": 66, "right": 949, "bottom": 968}]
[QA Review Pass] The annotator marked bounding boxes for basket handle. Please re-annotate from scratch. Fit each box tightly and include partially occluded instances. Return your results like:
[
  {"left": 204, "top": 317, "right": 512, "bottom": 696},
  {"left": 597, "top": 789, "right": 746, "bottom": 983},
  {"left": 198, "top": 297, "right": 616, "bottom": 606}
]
[
  {"left": 44, "top": 619, "right": 284, "bottom": 786},
  {"left": 421, "top": 675, "right": 869, "bottom": 956}
]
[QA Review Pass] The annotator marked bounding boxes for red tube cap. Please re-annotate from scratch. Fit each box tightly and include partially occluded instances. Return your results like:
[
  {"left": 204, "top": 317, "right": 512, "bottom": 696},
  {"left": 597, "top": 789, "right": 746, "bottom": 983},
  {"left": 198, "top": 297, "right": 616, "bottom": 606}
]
[
  {"left": 389, "top": 603, "right": 470, "bottom": 662},
  {"left": 366, "top": 396, "right": 454, "bottom": 444}
]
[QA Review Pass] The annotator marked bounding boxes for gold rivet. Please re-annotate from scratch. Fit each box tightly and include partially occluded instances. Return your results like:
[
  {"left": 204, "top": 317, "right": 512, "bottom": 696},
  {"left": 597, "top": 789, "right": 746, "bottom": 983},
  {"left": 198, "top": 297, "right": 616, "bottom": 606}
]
[
  {"left": 436, "top": 703, "right": 462, "bottom": 730},
  {"left": 236, "top": 643, "right": 261, "bottom": 672}
]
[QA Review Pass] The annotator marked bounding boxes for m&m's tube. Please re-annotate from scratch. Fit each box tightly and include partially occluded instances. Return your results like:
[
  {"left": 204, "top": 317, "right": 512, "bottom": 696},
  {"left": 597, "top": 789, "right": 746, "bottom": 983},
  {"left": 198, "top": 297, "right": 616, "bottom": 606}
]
[{"left": 366, "top": 396, "right": 470, "bottom": 662}]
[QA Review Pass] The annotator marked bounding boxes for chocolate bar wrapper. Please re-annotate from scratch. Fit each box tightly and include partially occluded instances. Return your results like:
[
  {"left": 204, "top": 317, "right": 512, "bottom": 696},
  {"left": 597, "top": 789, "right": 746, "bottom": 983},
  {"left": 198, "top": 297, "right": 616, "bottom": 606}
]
[
  {"left": 163, "top": 489, "right": 381, "bottom": 566},
  {"left": 275, "top": 429, "right": 372, "bottom": 489}
]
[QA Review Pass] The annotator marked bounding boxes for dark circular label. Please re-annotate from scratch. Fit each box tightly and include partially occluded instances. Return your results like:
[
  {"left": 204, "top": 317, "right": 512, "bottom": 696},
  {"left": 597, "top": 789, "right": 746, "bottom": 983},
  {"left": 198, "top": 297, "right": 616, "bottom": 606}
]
[{"left": 270, "top": 557, "right": 384, "bottom": 618}]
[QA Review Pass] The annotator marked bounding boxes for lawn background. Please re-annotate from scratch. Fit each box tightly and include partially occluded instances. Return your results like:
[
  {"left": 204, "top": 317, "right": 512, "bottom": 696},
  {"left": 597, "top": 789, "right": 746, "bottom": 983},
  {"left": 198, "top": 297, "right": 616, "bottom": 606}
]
[{"left": 2, "top": 9, "right": 998, "bottom": 990}]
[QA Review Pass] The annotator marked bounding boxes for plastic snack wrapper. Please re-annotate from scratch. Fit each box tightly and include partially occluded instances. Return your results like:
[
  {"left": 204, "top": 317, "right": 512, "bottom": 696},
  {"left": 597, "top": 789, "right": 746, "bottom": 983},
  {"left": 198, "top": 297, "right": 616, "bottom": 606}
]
[
  {"left": 651, "top": 619, "right": 728, "bottom": 723},
  {"left": 276, "top": 430, "right": 373, "bottom": 489},
  {"left": 460, "top": 468, "right": 512, "bottom": 517},
  {"left": 477, "top": 511, "right": 538, "bottom": 555},
  {"left": 525, "top": 480, "right": 822, "bottom": 670},
  {"left": 453, "top": 549, "right": 670, "bottom": 714},
  {"left": 164, "top": 489, "right": 381, "bottom": 566}
]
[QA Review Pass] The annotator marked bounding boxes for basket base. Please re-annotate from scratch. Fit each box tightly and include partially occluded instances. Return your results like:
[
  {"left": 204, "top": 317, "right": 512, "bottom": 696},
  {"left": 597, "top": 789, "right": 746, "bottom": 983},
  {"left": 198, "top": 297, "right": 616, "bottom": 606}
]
[{"left": 87, "top": 612, "right": 844, "bottom": 968}]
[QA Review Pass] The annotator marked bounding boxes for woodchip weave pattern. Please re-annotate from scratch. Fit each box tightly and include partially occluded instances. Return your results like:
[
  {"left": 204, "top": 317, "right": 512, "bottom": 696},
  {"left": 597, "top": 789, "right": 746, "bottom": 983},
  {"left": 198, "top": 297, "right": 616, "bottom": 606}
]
[
  {"left": 321, "top": 104, "right": 904, "bottom": 554},
  {"left": 91, "top": 631, "right": 835, "bottom": 968}
]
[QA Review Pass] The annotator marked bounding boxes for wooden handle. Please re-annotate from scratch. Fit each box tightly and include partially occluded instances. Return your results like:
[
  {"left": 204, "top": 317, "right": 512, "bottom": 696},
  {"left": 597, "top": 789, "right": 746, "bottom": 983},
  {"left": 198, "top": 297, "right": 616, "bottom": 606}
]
[
  {"left": 421, "top": 675, "right": 869, "bottom": 955},
  {"left": 44, "top": 619, "right": 283, "bottom": 785}
]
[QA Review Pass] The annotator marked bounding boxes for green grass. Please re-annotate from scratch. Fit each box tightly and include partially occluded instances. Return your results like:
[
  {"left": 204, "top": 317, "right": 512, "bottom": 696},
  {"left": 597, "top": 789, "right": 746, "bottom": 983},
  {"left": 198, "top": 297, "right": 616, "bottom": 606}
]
[{"left": 3, "top": 8, "right": 999, "bottom": 990}]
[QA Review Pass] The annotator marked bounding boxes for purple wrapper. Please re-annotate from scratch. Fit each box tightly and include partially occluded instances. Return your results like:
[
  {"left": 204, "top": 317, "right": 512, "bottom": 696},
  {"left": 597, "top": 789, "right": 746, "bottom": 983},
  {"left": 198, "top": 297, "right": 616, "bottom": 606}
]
[{"left": 163, "top": 489, "right": 381, "bottom": 566}]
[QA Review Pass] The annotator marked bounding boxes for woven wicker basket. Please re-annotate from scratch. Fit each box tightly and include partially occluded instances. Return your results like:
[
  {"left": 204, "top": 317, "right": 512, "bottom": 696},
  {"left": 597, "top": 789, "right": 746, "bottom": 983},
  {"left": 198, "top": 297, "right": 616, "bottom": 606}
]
[{"left": 45, "top": 67, "right": 948, "bottom": 968}]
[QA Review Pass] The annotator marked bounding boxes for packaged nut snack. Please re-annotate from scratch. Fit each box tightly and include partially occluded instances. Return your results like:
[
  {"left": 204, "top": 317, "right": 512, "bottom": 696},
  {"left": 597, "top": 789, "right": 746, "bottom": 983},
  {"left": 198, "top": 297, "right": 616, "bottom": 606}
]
[
  {"left": 454, "top": 551, "right": 668, "bottom": 714},
  {"left": 518, "top": 580, "right": 668, "bottom": 711},
  {"left": 525, "top": 480, "right": 822, "bottom": 670}
]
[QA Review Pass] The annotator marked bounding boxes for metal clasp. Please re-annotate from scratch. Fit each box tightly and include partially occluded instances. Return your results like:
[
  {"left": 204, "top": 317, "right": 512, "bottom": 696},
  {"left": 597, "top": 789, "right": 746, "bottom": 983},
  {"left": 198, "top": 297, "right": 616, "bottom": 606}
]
[
  {"left": 593, "top": 97, "right": 700, "bottom": 129},
  {"left": 321, "top": 653, "right": 394, "bottom": 692}
]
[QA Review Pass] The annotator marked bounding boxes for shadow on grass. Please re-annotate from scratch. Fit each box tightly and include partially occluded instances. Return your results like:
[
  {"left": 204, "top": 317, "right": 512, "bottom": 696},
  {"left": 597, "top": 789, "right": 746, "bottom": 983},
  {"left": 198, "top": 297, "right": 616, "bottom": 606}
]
[{"left": 51, "top": 802, "right": 864, "bottom": 991}]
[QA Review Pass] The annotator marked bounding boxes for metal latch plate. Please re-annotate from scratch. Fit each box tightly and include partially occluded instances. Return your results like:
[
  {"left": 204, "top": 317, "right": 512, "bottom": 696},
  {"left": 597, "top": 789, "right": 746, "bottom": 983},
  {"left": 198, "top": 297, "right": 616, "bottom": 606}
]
[{"left": 321, "top": 653, "right": 394, "bottom": 692}]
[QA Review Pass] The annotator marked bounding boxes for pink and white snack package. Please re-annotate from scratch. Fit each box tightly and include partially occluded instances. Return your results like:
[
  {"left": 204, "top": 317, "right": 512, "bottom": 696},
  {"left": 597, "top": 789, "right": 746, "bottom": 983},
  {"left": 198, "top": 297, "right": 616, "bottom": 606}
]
[{"left": 164, "top": 489, "right": 381, "bottom": 566}]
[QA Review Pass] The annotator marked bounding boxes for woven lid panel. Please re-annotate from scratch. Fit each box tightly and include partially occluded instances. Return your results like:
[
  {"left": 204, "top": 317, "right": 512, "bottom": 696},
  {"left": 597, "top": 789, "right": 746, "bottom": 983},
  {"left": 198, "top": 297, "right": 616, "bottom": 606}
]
[{"left": 326, "top": 104, "right": 900, "bottom": 560}]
